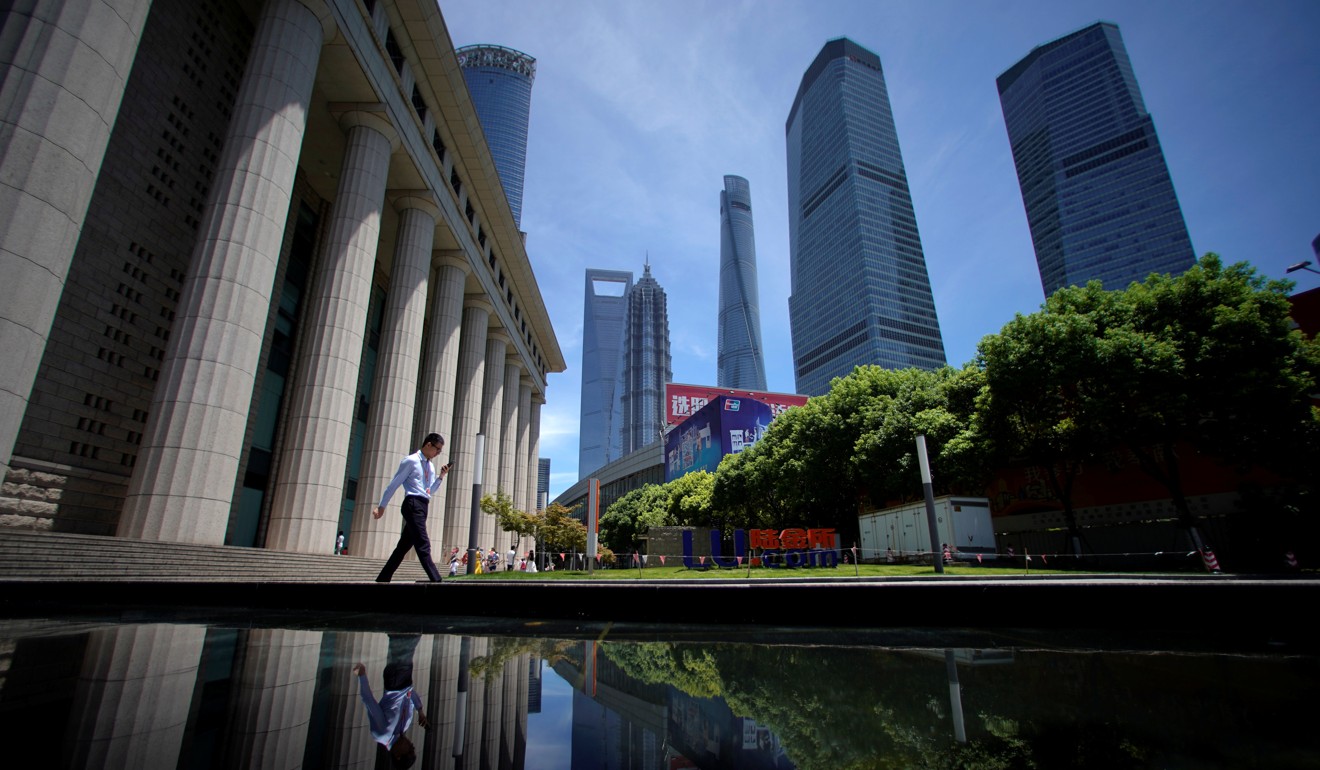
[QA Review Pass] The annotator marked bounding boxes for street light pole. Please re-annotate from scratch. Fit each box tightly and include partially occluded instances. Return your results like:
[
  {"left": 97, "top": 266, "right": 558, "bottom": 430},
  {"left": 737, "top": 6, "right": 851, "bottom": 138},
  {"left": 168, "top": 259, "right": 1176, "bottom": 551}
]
[
  {"left": 916, "top": 434, "right": 945, "bottom": 575},
  {"left": 466, "top": 433, "right": 485, "bottom": 575}
]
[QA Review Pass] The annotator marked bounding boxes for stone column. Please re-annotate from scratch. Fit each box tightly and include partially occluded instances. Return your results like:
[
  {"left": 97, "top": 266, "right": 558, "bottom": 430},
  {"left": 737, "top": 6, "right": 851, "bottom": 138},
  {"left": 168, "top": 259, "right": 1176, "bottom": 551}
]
[
  {"left": 476, "top": 330, "right": 509, "bottom": 550},
  {"left": 414, "top": 253, "right": 469, "bottom": 444},
  {"left": 63, "top": 625, "right": 206, "bottom": 768},
  {"left": 119, "top": 0, "right": 333, "bottom": 544},
  {"left": 0, "top": 0, "right": 153, "bottom": 477},
  {"left": 514, "top": 653, "right": 531, "bottom": 770},
  {"left": 499, "top": 656, "right": 518, "bottom": 769},
  {"left": 517, "top": 390, "right": 533, "bottom": 517},
  {"left": 513, "top": 380, "right": 533, "bottom": 518},
  {"left": 499, "top": 359, "right": 522, "bottom": 552},
  {"left": 266, "top": 110, "right": 398, "bottom": 553},
  {"left": 442, "top": 297, "right": 491, "bottom": 552},
  {"left": 351, "top": 194, "right": 439, "bottom": 561},
  {"left": 483, "top": 658, "right": 505, "bottom": 770},
  {"left": 462, "top": 637, "right": 489, "bottom": 765},
  {"left": 424, "top": 634, "right": 462, "bottom": 767},
  {"left": 323, "top": 632, "right": 386, "bottom": 768},
  {"left": 225, "top": 629, "right": 323, "bottom": 768}
]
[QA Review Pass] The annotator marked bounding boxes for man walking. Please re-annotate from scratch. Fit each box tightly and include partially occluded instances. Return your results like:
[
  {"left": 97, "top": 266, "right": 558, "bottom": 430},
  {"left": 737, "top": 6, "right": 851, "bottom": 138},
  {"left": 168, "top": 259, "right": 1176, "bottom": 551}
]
[
  {"left": 374, "top": 433, "right": 450, "bottom": 582},
  {"left": 353, "top": 634, "right": 429, "bottom": 766}
]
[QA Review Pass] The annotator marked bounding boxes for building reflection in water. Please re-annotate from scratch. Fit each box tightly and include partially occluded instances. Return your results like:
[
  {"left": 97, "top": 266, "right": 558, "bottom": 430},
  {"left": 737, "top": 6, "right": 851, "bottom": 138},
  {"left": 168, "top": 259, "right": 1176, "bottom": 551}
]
[{"left": 0, "top": 620, "right": 1315, "bottom": 769}]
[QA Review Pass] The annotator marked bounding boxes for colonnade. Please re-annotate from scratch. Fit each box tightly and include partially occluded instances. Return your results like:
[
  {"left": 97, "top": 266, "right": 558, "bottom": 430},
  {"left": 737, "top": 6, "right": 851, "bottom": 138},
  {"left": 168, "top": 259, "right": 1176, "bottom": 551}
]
[
  {"left": 56, "top": 626, "right": 529, "bottom": 768},
  {"left": 99, "top": 0, "right": 549, "bottom": 556}
]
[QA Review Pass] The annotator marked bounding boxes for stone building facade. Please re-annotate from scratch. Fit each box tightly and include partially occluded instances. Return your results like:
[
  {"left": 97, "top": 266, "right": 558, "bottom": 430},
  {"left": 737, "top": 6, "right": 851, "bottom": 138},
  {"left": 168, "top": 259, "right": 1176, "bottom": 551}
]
[{"left": 0, "top": 0, "right": 562, "bottom": 559}]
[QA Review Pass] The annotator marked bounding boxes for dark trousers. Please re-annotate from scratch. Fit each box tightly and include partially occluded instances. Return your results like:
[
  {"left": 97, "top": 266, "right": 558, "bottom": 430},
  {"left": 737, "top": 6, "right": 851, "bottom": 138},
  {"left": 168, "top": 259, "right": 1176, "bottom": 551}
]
[
  {"left": 383, "top": 634, "right": 419, "bottom": 690},
  {"left": 377, "top": 495, "right": 442, "bottom": 582}
]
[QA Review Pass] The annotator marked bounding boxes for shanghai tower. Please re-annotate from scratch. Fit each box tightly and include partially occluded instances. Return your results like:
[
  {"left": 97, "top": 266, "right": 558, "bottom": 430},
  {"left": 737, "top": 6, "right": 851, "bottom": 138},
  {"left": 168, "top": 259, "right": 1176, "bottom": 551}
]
[
  {"left": 786, "top": 38, "right": 946, "bottom": 396},
  {"left": 718, "top": 175, "right": 767, "bottom": 390},
  {"left": 457, "top": 44, "right": 536, "bottom": 228}
]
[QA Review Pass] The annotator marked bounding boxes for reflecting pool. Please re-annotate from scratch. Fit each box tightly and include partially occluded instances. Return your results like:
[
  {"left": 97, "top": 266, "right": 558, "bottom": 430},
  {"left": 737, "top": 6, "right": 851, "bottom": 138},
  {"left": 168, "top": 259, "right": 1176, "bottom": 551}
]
[{"left": 0, "top": 614, "right": 1314, "bottom": 769}]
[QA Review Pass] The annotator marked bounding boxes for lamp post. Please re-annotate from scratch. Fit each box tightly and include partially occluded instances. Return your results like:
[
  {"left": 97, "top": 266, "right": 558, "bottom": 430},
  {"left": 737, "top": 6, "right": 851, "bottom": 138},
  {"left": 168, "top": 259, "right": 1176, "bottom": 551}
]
[
  {"left": 1285, "top": 261, "right": 1320, "bottom": 276},
  {"left": 916, "top": 434, "right": 945, "bottom": 575},
  {"left": 466, "top": 433, "right": 485, "bottom": 575}
]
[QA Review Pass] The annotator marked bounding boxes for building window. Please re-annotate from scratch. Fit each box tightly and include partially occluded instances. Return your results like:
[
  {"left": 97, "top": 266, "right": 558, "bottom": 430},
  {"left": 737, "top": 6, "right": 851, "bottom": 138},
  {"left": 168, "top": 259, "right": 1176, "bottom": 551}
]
[{"left": 385, "top": 30, "right": 405, "bottom": 73}]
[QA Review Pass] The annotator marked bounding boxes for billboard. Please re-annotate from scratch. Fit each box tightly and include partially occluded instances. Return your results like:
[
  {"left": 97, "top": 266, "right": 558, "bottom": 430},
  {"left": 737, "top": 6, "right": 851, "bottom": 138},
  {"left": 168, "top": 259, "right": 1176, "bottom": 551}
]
[
  {"left": 665, "top": 395, "right": 775, "bottom": 481},
  {"left": 665, "top": 383, "right": 808, "bottom": 426}
]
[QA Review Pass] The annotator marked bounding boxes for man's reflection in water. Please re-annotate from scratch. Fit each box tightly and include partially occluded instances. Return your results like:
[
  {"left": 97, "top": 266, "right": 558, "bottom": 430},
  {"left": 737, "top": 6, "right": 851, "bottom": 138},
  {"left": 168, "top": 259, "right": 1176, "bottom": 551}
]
[{"left": 354, "top": 634, "right": 430, "bottom": 768}]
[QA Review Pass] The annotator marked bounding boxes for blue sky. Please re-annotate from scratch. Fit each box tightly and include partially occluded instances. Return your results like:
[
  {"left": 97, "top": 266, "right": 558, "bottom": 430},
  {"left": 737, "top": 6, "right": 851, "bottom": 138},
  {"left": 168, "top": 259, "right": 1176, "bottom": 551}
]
[{"left": 439, "top": 0, "right": 1320, "bottom": 499}]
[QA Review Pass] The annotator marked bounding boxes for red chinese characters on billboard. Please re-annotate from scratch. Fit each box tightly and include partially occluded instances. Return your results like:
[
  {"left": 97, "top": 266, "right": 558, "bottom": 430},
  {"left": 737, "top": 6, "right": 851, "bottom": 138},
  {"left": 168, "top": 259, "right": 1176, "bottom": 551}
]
[{"left": 665, "top": 383, "right": 808, "bottom": 426}]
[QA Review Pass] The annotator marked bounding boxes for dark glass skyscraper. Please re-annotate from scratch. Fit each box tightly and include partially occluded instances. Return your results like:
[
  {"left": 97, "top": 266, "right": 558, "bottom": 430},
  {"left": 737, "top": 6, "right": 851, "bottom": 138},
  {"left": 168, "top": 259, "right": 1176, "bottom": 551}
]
[
  {"left": 457, "top": 44, "right": 536, "bottom": 228},
  {"left": 718, "top": 175, "right": 767, "bottom": 390},
  {"left": 579, "top": 269, "right": 631, "bottom": 478},
  {"left": 998, "top": 22, "right": 1195, "bottom": 296},
  {"left": 786, "top": 38, "right": 946, "bottom": 396},
  {"left": 621, "top": 263, "right": 671, "bottom": 453}
]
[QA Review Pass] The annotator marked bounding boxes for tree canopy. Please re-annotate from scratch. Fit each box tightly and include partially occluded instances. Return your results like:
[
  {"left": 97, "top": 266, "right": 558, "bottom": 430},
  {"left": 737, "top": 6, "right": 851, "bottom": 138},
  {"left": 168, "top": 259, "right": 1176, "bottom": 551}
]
[
  {"left": 595, "top": 254, "right": 1320, "bottom": 559},
  {"left": 482, "top": 492, "right": 587, "bottom": 554},
  {"left": 711, "top": 365, "right": 986, "bottom": 539},
  {"left": 599, "top": 483, "right": 672, "bottom": 553},
  {"left": 975, "top": 254, "right": 1319, "bottom": 549}
]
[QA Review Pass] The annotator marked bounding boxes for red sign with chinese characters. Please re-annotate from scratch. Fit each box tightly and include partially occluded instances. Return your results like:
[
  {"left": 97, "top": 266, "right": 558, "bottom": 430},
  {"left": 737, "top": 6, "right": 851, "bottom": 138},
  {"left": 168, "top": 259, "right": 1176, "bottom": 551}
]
[
  {"left": 748, "top": 528, "right": 837, "bottom": 550},
  {"left": 665, "top": 383, "right": 808, "bottom": 426}
]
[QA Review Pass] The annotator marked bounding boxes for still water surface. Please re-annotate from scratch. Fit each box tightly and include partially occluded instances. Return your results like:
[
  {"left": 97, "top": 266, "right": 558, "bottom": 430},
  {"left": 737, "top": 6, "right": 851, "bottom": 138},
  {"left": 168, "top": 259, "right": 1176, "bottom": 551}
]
[{"left": 0, "top": 614, "right": 1314, "bottom": 769}]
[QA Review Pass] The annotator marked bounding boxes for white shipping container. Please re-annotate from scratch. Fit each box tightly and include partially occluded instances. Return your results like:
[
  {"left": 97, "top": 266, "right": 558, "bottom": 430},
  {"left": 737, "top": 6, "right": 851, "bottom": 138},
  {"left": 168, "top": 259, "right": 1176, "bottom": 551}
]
[{"left": 858, "top": 496, "right": 995, "bottom": 561}]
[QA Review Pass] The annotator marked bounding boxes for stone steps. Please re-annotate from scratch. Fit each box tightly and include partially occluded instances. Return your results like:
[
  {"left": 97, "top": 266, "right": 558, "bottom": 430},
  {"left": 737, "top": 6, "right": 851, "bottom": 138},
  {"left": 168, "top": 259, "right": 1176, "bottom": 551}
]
[{"left": 0, "top": 527, "right": 428, "bottom": 582}]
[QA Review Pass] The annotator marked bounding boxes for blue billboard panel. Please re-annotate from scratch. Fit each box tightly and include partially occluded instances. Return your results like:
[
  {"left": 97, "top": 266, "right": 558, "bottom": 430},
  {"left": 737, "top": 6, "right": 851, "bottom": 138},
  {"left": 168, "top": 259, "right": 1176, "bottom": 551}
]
[{"left": 665, "top": 396, "right": 775, "bottom": 481}]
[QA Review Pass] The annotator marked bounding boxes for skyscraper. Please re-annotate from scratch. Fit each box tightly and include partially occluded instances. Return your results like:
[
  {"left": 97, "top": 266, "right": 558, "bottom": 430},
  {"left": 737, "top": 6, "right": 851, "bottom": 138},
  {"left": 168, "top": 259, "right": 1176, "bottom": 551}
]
[
  {"left": 998, "top": 22, "right": 1196, "bottom": 296},
  {"left": 718, "top": 175, "right": 767, "bottom": 390},
  {"left": 537, "top": 457, "right": 551, "bottom": 509},
  {"left": 786, "top": 38, "right": 947, "bottom": 396},
  {"left": 457, "top": 44, "right": 536, "bottom": 228},
  {"left": 621, "top": 262, "right": 672, "bottom": 453},
  {"left": 579, "top": 269, "right": 631, "bottom": 477}
]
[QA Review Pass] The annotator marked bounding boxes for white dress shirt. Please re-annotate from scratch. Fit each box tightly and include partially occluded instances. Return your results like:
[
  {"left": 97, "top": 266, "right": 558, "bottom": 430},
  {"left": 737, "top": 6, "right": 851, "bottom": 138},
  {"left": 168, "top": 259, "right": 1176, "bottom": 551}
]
[{"left": 377, "top": 450, "right": 443, "bottom": 508}]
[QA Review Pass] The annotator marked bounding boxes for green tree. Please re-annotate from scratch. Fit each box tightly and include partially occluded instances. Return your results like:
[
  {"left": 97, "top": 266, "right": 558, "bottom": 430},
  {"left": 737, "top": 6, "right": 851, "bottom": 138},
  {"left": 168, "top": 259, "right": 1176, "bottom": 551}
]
[
  {"left": 600, "top": 483, "right": 672, "bottom": 553},
  {"left": 711, "top": 394, "right": 857, "bottom": 535},
  {"left": 535, "top": 501, "right": 588, "bottom": 557},
  {"left": 976, "top": 292, "right": 1111, "bottom": 555},
  {"left": 483, "top": 495, "right": 588, "bottom": 561},
  {"left": 1088, "top": 255, "right": 1320, "bottom": 549},
  {"left": 667, "top": 470, "right": 716, "bottom": 527},
  {"left": 845, "top": 364, "right": 989, "bottom": 507},
  {"left": 716, "top": 366, "right": 986, "bottom": 540},
  {"left": 480, "top": 490, "right": 533, "bottom": 546}
]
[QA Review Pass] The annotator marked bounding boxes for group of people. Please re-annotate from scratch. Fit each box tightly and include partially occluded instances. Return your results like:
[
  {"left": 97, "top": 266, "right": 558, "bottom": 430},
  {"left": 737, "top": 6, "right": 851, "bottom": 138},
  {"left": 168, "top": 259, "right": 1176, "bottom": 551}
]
[{"left": 441, "top": 546, "right": 539, "bottom": 575}]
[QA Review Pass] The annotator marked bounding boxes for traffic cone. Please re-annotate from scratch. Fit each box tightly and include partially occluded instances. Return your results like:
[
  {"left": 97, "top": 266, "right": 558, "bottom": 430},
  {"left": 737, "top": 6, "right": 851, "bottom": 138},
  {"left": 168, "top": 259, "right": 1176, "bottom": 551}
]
[{"left": 1200, "top": 547, "right": 1222, "bottom": 574}]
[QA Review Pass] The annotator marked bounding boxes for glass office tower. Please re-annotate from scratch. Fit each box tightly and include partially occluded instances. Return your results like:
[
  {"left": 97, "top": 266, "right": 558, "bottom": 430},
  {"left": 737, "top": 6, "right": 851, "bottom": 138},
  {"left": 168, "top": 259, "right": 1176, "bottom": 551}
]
[
  {"left": 786, "top": 38, "right": 946, "bottom": 396},
  {"left": 718, "top": 175, "right": 767, "bottom": 390},
  {"left": 621, "top": 263, "right": 672, "bottom": 453},
  {"left": 998, "top": 22, "right": 1195, "bottom": 296},
  {"left": 537, "top": 457, "right": 550, "bottom": 506},
  {"left": 457, "top": 44, "right": 536, "bottom": 228},
  {"left": 579, "top": 269, "right": 631, "bottom": 478}
]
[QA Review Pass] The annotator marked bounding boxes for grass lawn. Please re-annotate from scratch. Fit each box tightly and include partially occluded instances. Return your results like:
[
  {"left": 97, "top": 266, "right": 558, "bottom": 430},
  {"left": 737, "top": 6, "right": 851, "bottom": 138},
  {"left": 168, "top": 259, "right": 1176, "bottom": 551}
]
[{"left": 446, "top": 563, "right": 1083, "bottom": 580}]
